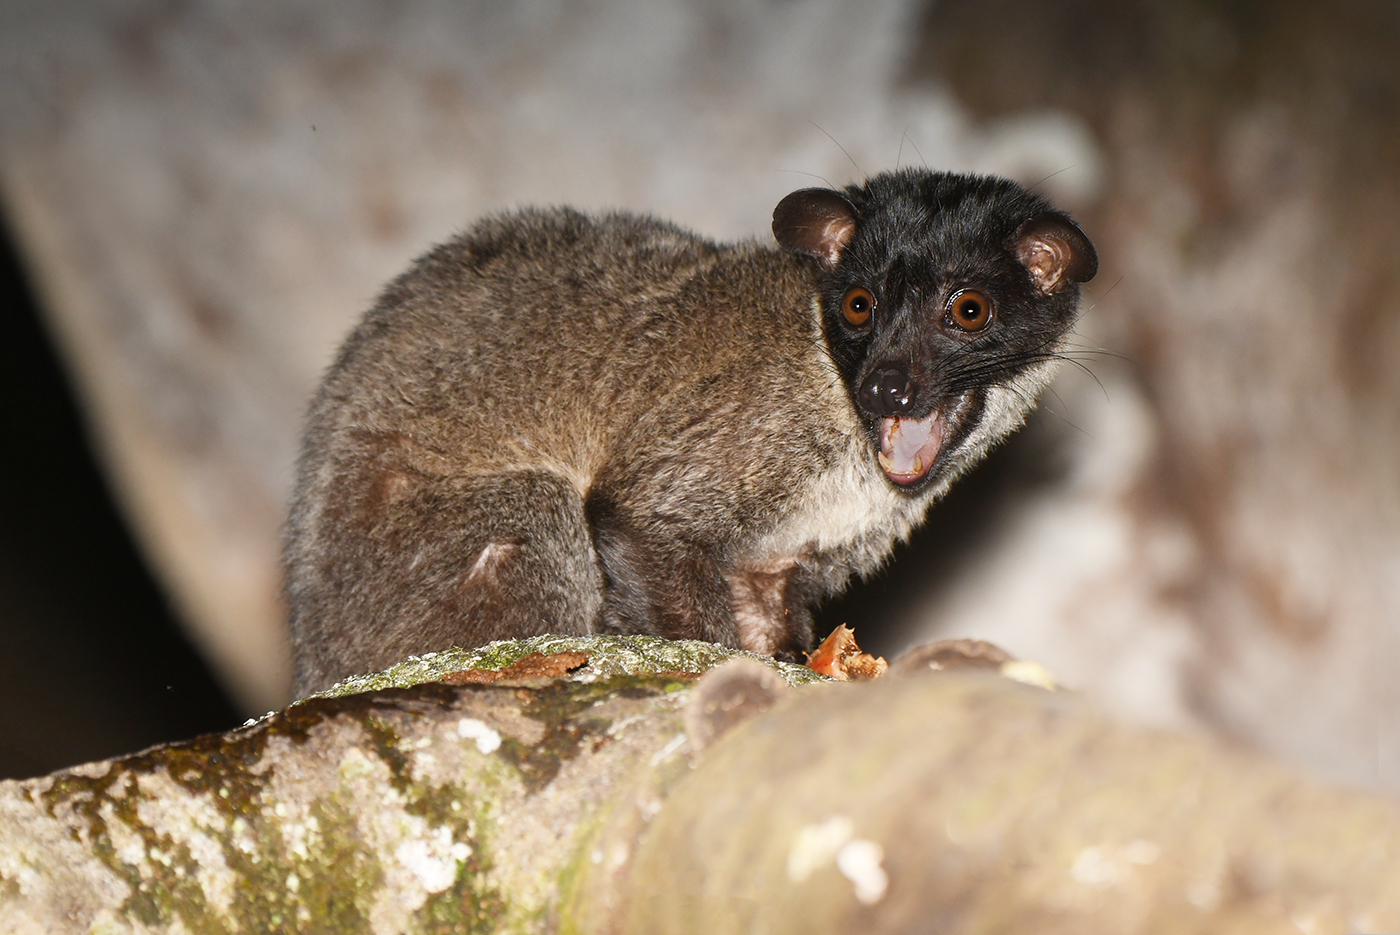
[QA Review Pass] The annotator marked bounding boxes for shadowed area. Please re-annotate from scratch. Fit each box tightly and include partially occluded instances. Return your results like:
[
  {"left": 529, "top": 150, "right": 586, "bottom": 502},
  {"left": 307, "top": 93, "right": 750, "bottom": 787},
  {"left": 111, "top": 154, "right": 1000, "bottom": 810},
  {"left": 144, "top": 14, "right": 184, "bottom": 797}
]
[{"left": 0, "top": 214, "right": 237, "bottom": 780}]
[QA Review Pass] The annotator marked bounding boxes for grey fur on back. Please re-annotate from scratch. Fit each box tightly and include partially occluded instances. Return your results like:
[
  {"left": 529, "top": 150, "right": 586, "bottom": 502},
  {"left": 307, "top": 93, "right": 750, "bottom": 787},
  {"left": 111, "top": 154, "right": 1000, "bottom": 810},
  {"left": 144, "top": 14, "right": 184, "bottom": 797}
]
[{"left": 286, "top": 210, "right": 887, "bottom": 692}]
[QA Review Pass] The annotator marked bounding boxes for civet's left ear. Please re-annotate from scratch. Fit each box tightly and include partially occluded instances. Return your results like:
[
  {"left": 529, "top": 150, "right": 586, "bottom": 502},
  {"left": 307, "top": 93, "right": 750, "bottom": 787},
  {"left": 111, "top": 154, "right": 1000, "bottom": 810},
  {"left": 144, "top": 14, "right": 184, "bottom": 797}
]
[{"left": 1014, "top": 215, "right": 1098, "bottom": 294}]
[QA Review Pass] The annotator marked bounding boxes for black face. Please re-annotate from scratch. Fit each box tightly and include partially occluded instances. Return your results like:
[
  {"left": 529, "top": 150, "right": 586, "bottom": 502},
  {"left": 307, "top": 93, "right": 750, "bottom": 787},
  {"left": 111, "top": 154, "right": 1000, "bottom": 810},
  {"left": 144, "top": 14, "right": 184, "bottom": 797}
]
[{"left": 774, "top": 170, "right": 1096, "bottom": 492}]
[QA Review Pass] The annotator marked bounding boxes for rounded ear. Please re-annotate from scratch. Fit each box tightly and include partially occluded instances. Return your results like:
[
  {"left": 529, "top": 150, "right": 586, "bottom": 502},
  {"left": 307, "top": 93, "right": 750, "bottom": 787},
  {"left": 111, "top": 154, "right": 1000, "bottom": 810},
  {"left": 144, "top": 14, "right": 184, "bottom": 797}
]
[
  {"left": 1014, "top": 215, "right": 1098, "bottom": 295},
  {"left": 772, "top": 188, "right": 859, "bottom": 271}
]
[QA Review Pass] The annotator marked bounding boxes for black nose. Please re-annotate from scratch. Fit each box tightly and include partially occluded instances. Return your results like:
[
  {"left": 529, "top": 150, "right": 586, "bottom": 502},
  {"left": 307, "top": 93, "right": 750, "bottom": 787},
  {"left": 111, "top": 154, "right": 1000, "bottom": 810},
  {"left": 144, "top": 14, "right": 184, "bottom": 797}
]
[{"left": 858, "top": 366, "right": 914, "bottom": 416}]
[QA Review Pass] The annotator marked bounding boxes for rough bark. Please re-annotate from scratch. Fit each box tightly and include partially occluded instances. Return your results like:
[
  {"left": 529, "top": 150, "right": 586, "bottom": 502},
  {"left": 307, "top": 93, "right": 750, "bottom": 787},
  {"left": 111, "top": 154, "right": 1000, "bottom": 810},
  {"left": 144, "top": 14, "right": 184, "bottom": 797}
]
[{"left": 3, "top": 636, "right": 1397, "bottom": 934}]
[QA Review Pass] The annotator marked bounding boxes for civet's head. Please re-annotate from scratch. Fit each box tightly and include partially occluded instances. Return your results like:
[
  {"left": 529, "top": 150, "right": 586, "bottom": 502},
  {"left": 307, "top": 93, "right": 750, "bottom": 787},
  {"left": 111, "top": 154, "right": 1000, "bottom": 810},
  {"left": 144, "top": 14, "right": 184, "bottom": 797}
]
[{"left": 774, "top": 169, "right": 1097, "bottom": 493}]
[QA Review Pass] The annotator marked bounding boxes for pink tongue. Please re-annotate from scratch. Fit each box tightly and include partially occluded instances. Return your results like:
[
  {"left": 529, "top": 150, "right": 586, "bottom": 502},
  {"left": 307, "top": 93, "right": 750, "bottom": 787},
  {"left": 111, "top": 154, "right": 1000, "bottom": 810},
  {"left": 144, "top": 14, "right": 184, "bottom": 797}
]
[{"left": 878, "top": 413, "right": 942, "bottom": 485}]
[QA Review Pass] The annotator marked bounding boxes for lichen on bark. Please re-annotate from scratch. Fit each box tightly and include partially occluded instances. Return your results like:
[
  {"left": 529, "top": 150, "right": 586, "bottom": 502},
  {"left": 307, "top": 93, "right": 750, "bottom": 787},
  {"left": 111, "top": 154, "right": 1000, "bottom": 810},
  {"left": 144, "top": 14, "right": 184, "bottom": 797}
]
[
  {"left": 4, "top": 636, "right": 1399, "bottom": 934},
  {"left": 300, "top": 634, "right": 824, "bottom": 706},
  {"left": 2, "top": 639, "right": 725, "bottom": 934}
]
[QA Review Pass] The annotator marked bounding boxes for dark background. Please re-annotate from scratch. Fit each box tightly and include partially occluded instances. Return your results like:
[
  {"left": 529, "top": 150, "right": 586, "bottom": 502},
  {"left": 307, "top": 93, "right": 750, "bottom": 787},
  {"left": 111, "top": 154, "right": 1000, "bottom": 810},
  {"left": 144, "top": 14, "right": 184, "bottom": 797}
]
[{"left": 0, "top": 216, "right": 237, "bottom": 779}]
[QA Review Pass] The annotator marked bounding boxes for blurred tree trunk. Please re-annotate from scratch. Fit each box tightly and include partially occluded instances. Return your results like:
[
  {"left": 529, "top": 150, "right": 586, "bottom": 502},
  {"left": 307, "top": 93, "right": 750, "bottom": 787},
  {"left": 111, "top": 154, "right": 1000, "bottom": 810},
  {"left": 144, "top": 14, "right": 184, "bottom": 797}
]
[{"left": 904, "top": 0, "right": 1400, "bottom": 789}]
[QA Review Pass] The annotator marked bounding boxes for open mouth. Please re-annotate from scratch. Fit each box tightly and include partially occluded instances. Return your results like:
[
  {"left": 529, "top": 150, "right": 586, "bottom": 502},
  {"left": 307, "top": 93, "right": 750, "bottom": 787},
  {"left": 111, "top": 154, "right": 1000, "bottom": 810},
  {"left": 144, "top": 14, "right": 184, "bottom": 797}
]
[{"left": 876, "top": 412, "right": 943, "bottom": 486}]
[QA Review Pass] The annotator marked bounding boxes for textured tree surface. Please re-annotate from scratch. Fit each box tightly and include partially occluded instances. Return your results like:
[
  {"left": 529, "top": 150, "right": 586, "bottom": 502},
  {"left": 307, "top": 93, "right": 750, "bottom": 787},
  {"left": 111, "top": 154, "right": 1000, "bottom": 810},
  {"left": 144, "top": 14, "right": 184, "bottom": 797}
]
[{"left": 3, "top": 636, "right": 1397, "bottom": 934}]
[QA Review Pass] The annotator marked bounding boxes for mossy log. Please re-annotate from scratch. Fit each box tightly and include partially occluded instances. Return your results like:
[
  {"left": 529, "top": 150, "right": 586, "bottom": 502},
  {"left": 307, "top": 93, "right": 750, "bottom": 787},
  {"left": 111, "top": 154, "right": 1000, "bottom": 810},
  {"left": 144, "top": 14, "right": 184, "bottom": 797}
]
[{"left": 2, "top": 635, "right": 1397, "bottom": 934}]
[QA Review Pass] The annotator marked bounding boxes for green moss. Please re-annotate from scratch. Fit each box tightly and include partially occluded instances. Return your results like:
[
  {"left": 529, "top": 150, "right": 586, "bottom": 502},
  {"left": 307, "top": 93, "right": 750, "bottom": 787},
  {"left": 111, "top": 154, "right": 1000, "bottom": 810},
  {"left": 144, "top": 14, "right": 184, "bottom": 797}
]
[
  {"left": 486, "top": 676, "right": 617, "bottom": 793},
  {"left": 117, "top": 834, "right": 213, "bottom": 930},
  {"left": 37, "top": 761, "right": 222, "bottom": 932},
  {"left": 350, "top": 701, "right": 510, "bottom": 932},
  {"left": 29, "top": 638, "right": 748, "bottom": 932},
  {"left": 257, "top": 798, "right": 381, "bottom": 935},
  {"left": 411, "top": 864, "right": 509, "bottom": 935},
  {"left": 550, "top": 795, "right": 619, "bottom": 935},
  {"left": 492, "top": 671, "right": 717, "bottom": 797},
  {"left": 35, "top": 689, "right": 479, "bottom": 932},
  {"left": 303, "top": 634, "right": 825, "bottom": 705}
]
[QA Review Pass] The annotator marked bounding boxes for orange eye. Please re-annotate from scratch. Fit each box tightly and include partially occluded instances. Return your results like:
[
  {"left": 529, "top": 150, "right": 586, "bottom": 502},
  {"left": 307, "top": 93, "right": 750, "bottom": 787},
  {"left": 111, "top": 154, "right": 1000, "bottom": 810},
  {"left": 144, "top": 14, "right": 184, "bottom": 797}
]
[
  {"left": 842, "top": 286, "right": 875, "bottom": 327},
  {"left": 946, "top": 289, "right": 992, "bottom": 332}
]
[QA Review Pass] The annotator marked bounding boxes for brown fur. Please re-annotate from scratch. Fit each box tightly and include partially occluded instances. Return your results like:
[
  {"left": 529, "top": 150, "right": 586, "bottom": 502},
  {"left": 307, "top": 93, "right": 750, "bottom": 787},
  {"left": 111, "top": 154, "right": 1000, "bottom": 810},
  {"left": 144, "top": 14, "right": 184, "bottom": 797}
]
[{"left": 285, "top": 171, "right": 1094, "bottom": 695}]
